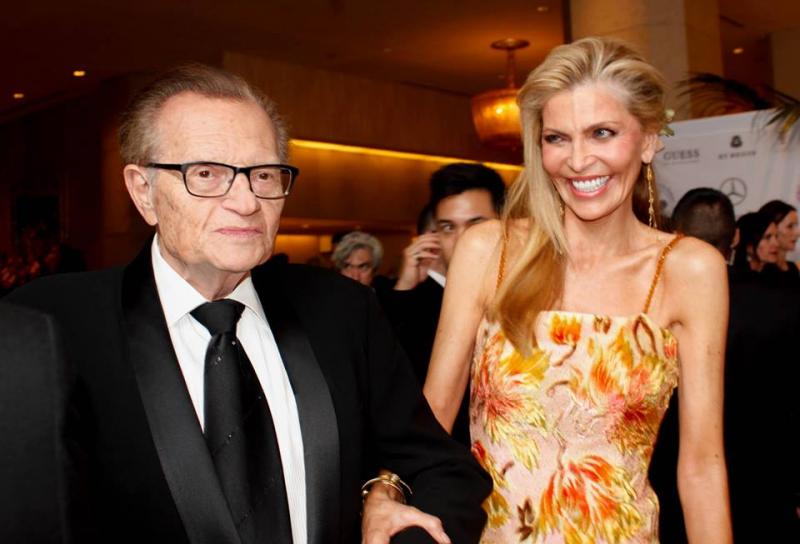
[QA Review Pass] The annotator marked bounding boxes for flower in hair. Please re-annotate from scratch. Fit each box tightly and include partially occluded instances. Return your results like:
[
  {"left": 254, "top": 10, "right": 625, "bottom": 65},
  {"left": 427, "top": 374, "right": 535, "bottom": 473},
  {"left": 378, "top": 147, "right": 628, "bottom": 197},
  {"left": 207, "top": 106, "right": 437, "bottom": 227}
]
[{"left": 659, "top": 109, "right": 675, "bottom": 137}]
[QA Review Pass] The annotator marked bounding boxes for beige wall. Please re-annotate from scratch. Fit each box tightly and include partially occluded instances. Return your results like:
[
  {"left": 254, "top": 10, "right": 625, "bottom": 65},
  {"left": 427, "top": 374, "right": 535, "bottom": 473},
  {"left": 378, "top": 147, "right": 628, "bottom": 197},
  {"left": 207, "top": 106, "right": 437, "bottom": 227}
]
[
  {"left": 771, "top": 28, "right": 800, "bottom": 98},
  {"left": 224, "top": 52, "right": 518, "bottom": 164},
  {"left": 570, "top": 0, "right": 723, "bottom": 117}
]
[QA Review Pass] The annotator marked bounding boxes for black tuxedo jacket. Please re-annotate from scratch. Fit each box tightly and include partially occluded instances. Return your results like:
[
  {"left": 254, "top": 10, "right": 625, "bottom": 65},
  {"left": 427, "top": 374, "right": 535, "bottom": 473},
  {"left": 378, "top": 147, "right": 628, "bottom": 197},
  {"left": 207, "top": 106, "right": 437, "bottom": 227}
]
[
  {"left": 0, "top": 303, "right": 73, "bottom": 543},
  {"left": 376, "top": 277, "right": 443, "bottom": 385},
  {"left": 376, "top": 277, "right": 470, "bottom": 447},
  {"left": 8, "top": 246, "right": 491, "bottom": 544}
]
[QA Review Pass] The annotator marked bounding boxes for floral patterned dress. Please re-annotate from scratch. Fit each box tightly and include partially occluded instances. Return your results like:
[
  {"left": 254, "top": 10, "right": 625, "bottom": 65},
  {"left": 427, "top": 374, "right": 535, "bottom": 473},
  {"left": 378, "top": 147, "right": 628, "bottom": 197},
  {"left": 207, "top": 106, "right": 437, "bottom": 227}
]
[{"left": 470, "top": 237, "right": 681, "bottom": 543}]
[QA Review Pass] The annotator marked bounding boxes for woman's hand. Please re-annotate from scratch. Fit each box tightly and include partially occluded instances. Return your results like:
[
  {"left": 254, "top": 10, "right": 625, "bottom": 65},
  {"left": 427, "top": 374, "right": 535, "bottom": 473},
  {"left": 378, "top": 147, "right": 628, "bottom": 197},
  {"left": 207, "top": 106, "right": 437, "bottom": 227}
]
[{"left": 361, "top": 483, "right": 451, "bottom": 544}]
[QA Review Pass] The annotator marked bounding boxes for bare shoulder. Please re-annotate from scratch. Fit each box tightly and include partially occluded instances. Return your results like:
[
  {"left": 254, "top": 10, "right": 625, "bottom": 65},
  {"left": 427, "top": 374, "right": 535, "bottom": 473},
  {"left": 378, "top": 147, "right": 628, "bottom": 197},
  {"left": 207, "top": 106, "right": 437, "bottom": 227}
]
[
  {"left": 661, "top": 236, "right": 728, "bottom": 326},
  {"left": 455, "top": 218, "right": 504, "bottom": 258},
  {"left": 664, "top": 235, "right": 727, "bottom": 282}
]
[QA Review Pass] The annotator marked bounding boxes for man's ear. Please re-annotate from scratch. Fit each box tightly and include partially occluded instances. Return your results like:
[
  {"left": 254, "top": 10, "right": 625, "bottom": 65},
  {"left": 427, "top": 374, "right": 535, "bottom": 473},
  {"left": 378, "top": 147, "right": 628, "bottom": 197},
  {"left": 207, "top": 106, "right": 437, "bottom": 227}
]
[
  {"left": 640, "top": 131, "right": 660, "bottom": 164},
  {"left": 124, "top": 165, "right": 158, "bottom": 226}
]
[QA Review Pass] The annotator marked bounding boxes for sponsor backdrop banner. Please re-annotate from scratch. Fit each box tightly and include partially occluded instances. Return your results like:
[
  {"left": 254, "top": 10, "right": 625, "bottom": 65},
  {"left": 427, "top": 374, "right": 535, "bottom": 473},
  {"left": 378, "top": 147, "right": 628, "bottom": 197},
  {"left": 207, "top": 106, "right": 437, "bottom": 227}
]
[{"left": 654, "top": 110, "right": 800, "bottom": 224}]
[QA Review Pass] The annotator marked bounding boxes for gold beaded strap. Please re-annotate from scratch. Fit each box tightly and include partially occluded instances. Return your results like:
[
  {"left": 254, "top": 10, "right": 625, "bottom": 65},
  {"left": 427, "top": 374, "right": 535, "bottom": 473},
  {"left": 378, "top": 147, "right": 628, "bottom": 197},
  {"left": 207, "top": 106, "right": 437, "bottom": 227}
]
[
  {"left": 643, "top": 234, "right": 684, "bottom": 314},
  {"left": 496, "top": 227, "right": 508, "bottom": 292}
]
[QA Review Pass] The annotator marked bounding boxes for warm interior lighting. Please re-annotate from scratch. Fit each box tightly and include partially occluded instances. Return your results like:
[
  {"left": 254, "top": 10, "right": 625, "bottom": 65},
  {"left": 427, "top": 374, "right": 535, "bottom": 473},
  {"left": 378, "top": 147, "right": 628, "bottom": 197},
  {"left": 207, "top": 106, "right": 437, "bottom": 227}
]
[
  {"left": 290, "top": 139, "right": 522, "bottom": 173},
  {"left": 12, "top": 92, "right": 24, "bottom": 99},
  {"left": 536, "top": 5, "right": 549, "bottom": 12},
  {"left": 73, "top": 69, "right": 87, "bottom": 77},
  {"left": 732, "top": 47, "right": 744, "bottom": 55},
  {"left": 471, "top": 38, "right": 529, "bottom": 149},
  {"left": 472, "top": 88, "right": 521, "bottom": 149}
]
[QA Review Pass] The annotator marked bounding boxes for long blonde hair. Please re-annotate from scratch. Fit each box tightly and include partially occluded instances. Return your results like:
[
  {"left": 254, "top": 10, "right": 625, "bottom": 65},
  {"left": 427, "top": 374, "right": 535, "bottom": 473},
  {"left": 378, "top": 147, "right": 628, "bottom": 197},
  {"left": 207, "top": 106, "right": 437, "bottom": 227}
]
[{"left": 492, "top": 37, "right": 669, "bottom": 354}]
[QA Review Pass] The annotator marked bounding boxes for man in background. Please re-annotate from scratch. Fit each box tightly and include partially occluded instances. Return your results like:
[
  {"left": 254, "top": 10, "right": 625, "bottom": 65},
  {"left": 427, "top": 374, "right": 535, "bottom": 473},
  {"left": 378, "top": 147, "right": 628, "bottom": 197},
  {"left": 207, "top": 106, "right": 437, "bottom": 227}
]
[
  {"left": 378, "top": 163, "right": 505, "bottom": 445},
  {"left": 332, "top": 231, "right": 383, "bottom": 287},
  {"left": 650, "top": 187, "right": 799, "bottom": 542}
]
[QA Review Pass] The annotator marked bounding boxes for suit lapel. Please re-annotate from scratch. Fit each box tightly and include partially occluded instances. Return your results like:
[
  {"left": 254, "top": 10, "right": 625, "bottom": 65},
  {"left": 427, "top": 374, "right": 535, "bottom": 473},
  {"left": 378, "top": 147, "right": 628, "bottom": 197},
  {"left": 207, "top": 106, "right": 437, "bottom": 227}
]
[
  {"left": 122, "top": 246, "right": 240, "bottom": 544},
  {"left": 254, "top": 264, "right": 341, "bottom": 544}
]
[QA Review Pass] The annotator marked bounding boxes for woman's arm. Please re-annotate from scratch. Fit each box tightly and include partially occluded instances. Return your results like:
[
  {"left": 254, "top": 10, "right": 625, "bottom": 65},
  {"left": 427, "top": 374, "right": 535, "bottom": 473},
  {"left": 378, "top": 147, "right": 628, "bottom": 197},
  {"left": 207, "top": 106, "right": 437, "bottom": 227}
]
[
  {"left": 667, "top": 239, "right": 732, "bottom": 543},
  {"left": 423, "top": 220, "right": 503, "bottom": 432}
]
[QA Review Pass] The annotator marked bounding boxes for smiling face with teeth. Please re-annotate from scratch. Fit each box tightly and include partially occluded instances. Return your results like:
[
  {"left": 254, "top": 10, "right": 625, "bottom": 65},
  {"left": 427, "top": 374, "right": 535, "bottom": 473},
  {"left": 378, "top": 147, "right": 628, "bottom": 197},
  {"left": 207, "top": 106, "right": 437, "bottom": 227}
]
[{"left": 540, "top": 82, "right": 659, "bottom": 225}]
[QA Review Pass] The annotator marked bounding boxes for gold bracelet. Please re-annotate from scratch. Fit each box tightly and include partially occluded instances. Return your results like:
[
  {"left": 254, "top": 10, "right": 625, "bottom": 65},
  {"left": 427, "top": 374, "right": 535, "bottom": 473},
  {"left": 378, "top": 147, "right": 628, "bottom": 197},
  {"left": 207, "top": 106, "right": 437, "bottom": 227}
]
[{"left": 360, "top": 473, "right": 413, "bottom": 505}]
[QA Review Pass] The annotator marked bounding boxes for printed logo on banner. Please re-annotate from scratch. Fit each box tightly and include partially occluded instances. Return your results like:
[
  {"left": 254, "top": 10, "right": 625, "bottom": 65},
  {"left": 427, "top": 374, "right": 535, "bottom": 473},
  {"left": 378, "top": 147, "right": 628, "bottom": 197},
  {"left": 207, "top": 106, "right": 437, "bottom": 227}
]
[
  {"left": 661, "top": 148, "right": 700, "bottom": 162},
  {"left": 720, "top": 177, "right": 748, "bottom": 206},
  {"left": 718, "top": 135, "right": 755, "bottom": 160}
]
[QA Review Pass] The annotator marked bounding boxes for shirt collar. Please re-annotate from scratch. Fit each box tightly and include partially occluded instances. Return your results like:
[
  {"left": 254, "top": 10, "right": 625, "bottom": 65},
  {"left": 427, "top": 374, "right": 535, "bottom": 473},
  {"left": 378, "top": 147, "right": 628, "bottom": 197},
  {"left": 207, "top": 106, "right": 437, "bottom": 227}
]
[
  {"left": 427, "top": 268, "right": 446, "bottom": 288},
  {"left": 150, "top": 235, "right": 268, "bottom": 327}
]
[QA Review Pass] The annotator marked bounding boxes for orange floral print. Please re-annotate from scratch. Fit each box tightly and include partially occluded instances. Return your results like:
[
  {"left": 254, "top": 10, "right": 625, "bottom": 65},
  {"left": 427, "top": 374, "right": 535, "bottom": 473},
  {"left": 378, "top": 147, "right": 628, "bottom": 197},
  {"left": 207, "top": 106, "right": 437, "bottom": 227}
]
[
  {"left": 471, "top": 310, "right": 678, "bottom": 543},
  {"left": 471, "top": 329, "right": 550, "bottom": 470},
  {"left": 571, "top": 322, "right": 679, "bottom": 460},
  {"left": 593, "top": 315, "right": 612, "bottom": 334},
  {"left": 537, "top": 455, "right": 643, "bottom": 543},
  {"left": 549, "top": 313, "right": 582, "bottom": 346},
  {"left": 472, "top": 440, "right": 511, "bottom": 528},
  {"left": 549, "top": 313, "right": 583, "bottom": 367},
  {"left": 663, "top": 330, "right": 678, "bottom": 360}
]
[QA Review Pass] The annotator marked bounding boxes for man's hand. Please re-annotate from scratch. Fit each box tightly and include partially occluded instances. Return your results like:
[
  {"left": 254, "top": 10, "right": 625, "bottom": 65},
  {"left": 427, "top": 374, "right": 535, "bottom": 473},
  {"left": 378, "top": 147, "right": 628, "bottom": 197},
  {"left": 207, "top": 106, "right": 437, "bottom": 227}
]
[
  {"left": 394, "top": 233, "right": 442, "bottom": 291},
  {"left": 361, "top": 484, "right": 451, "bottom": 544}
]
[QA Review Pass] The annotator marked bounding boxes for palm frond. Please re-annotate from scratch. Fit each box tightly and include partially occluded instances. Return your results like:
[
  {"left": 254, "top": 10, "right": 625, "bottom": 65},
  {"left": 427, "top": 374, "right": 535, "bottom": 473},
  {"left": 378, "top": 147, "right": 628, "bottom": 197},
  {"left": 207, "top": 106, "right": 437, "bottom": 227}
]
[
  {"left": 762, "top": 85, "right": 800, "bottom": 141},
  {"left": 677, "top": 73, "right": 800, "bottom": 141}
]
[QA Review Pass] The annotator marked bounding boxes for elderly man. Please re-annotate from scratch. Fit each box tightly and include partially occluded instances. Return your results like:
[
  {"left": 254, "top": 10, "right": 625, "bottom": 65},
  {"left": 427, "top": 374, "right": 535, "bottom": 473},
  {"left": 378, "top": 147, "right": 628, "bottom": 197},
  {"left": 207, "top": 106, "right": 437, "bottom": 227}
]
[
  {"left": 332, "top": 231, "right": 383, "bottom": 286},
  {"left": 9, "top": 64, "right": 489, "bottom": 544}
]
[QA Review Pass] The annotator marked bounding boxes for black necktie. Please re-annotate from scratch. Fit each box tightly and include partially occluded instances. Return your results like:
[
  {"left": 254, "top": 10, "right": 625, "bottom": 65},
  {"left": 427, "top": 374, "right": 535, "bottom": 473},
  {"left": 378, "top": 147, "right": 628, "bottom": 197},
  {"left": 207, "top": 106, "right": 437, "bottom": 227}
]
[{"left": 191, "top": 299, "right": 292, "bottom": 544}]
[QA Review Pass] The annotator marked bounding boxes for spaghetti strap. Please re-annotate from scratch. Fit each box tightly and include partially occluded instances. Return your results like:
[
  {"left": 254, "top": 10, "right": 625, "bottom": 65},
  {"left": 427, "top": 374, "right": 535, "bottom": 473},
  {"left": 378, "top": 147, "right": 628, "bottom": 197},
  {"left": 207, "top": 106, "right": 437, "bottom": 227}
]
[
  {"left": 496, "top": 227, "right": 508, "bottom": 292},
  {"left": 642, "top": 234, "right": 684, "bottom": 313}
]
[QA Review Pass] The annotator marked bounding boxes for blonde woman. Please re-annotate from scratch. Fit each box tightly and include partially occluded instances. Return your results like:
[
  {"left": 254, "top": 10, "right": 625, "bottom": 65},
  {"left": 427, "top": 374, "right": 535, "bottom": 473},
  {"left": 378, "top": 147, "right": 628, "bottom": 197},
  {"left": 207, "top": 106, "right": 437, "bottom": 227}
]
[{"left": 424, "top": 38, "right": 731, "bottom": 542}]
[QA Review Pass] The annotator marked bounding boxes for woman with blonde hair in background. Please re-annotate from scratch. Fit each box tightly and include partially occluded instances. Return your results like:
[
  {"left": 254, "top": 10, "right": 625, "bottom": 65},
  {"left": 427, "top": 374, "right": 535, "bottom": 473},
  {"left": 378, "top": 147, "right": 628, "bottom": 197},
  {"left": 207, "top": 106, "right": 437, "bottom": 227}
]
[{"left": 423, "top": 37, "right": 731, "bottom": 542}]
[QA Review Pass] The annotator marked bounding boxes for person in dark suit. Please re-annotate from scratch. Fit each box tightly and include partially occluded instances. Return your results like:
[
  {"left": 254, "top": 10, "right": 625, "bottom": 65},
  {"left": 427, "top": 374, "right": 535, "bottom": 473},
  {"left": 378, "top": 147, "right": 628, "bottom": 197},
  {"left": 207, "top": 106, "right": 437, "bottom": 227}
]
[
  {"left": 656, "top": 187, "right": 800, "bottom": 542},
  {"left": 0, "top": 302, "right": 73, "bottom": 543},
  {"left": 9, "top": 64, "right": 490, "bottom": 544},
  {"left": 377, "top": 165, "right": 505, "bottom": 446}
]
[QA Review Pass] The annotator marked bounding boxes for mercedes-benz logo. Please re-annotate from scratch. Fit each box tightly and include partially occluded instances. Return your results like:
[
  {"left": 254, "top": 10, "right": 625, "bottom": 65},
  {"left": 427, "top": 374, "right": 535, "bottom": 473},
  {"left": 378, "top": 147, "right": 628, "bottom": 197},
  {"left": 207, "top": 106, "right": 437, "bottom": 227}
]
[{"left": 720, "top": 177, "right": 747, "bottom": 205}]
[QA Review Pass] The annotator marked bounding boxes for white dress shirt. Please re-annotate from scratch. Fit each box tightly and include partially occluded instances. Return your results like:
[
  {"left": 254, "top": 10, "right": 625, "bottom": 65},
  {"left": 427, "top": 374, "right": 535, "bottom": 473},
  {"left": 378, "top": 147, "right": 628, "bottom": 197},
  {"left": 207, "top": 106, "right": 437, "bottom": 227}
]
[
  {"left": 151, "top": 237, "right": 307, "bottom": 544},
  {"left": 427, "top": 268, "right": 446, "bottom": 288}
]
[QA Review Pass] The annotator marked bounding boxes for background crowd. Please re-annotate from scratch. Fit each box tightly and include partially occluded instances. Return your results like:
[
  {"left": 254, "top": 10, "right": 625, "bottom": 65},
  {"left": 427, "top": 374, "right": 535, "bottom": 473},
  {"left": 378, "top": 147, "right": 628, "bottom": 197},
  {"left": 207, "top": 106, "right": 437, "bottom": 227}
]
[{"left": 1, "top": 34, "right": 798, "bottom": 543}]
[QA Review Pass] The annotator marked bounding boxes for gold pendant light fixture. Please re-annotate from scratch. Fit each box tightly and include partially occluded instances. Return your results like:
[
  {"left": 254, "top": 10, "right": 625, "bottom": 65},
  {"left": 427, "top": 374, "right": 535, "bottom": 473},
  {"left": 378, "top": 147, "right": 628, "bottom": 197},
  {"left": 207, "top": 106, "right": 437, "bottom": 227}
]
[{"left": 471, "top": 38, "right": 529, "bottom": 149}]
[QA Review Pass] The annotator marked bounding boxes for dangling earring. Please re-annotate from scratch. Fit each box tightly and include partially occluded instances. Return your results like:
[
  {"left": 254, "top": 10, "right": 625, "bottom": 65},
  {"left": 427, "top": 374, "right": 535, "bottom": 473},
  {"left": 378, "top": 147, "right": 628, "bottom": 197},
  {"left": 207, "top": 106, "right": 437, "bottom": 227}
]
[{"left": 645, "top": 163, "right": 657, "bottom": 228}]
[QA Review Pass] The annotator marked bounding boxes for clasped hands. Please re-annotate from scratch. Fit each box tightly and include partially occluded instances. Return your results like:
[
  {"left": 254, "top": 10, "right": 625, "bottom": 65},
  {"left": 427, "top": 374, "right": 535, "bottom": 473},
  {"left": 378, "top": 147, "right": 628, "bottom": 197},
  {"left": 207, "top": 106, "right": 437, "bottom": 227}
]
[{"left": 361, "top": 474, "right": 451, "bottom": 544}]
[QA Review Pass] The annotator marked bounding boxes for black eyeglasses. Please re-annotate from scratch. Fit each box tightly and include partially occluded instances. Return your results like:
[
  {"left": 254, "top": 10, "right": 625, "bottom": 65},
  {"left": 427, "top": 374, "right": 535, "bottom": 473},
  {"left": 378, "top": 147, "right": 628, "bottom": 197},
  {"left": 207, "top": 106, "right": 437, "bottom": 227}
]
[{"left": 146, "top": 161, "right": 299, "bottom": 199}]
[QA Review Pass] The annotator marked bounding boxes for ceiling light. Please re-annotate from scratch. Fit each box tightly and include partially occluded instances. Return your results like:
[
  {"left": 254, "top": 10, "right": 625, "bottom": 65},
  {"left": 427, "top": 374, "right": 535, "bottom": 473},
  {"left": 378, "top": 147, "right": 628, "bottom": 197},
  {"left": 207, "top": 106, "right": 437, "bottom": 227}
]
[
  {"left": 73, "top": 69, "right": 87, "bottom": 77},
  {"left": 537, "top": 5, "right": 549, "bottom": 12},
  {"left": 471, "top": 38, "right": 529, "bottom": 149},
  {"left": 732, "top": 47, "right": 744, "bottom": 55},
  {"left": 13, "top": 92, "right": 24, "bottom": 99}
]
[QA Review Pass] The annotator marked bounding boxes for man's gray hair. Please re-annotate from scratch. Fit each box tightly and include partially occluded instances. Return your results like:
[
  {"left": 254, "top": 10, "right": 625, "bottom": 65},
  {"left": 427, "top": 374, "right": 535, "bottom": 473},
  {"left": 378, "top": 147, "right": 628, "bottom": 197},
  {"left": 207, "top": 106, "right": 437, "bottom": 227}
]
[
  {"left": 119, "top": 63, "right": 289, "bottom": 165},
  {"left": 332, "top": 232, "right": 383, "bottom": 271}
]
